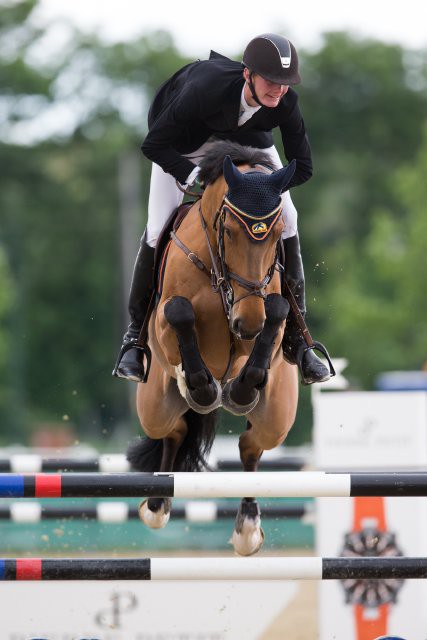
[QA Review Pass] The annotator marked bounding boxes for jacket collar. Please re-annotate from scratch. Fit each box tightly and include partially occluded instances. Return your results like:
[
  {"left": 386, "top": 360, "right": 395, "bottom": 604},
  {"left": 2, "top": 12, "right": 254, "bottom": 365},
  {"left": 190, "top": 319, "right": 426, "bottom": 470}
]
[{"left": 208, "top": 52, "right": 265, "bottom": 129}]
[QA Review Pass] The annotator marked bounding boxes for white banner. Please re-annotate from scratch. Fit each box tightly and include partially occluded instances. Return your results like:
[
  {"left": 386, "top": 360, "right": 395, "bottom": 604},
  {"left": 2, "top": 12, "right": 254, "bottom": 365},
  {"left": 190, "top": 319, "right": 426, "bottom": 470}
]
[
  {"left": 314, "top": 389, "right": 427, "bottom": 640},
  {"left": 313, "top": 391, "right": 427, "bottom": 470},
  {"left": 0, "top": 580, "right": 297, "bottom": 640}
]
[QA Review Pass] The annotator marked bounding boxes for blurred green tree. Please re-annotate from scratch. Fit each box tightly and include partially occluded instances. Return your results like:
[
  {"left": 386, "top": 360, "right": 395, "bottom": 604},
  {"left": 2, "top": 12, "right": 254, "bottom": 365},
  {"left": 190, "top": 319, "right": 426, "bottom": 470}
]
[
  {"left": 319, "top": 122, "right": 427, "bottom": 387},
  {"left": 0, "top": 1, "right": 191, "bottom": 441},
  {"left": 0, "top": 245, "right": 15, "bottom": 437},
  {"left": 1, "top": 3, "right": 427, "bottom": 445}
]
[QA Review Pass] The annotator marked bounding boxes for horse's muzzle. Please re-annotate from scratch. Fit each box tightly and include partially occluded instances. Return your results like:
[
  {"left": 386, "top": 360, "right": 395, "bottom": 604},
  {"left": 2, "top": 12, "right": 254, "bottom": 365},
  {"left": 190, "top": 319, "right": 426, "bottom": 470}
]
[{"left": 230, "top": 317, "right": 264, "bottom": 341}]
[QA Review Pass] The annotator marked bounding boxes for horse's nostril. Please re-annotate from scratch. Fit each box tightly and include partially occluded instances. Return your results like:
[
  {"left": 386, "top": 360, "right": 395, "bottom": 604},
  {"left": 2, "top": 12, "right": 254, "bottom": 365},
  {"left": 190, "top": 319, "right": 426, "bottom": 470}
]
[
  {"left": 241, "top": 329, "right": 262, "bottom": 341},
  {"left": 232, "top": 319, "right": 241, "bottom": 335},
  {"left": 231, "top": 318, "right": 264, "bottom": 340}
]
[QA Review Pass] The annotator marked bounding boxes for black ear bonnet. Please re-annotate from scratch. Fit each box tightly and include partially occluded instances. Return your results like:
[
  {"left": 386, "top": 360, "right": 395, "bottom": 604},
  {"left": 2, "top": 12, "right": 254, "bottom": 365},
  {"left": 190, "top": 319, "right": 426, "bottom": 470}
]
[{"left": 222, "top": 156, "right": 296, "bottom": 241}]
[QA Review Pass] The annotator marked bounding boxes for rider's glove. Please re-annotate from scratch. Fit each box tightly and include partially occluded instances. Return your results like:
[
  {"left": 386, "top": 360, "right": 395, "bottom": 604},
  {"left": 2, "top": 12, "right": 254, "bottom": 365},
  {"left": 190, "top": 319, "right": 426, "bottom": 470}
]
[{"left": 186, "top": 166, "right": 205, "bottom": 190}]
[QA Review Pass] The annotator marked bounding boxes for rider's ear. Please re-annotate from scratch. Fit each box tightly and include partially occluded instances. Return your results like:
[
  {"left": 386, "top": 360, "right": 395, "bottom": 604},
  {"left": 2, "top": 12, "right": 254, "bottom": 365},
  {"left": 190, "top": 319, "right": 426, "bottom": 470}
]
[
  {"left": 270, "top": 159, "right": 296, "bottom": 193},
  {"left": 223, "top": 155, "right": 244, "bottom": 190}
]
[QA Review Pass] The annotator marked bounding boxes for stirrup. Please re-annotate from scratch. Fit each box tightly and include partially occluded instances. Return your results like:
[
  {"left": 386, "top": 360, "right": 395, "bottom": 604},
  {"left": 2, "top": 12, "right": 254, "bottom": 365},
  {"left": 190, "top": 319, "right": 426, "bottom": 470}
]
[
  {"left": 295, "top": 340, "right": 336, "bottom": 386},
  {"left": 112, "top": 339, "right": 152, "bottom": 383}
]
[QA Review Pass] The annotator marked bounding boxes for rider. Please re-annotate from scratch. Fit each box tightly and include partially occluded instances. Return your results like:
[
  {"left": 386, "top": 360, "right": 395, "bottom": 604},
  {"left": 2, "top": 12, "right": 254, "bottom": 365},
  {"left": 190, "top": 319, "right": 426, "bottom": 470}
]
[{"left": 114, "top": 33, "right": 331, "bottom": 385}]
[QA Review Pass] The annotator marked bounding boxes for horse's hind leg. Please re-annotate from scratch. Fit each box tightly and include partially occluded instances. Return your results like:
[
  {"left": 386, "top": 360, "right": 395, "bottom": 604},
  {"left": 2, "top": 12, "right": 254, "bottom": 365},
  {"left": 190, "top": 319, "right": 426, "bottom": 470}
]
[
  {"left": 164, "top": 296, "right": 222, "bottom": 413},
  {"left": 138, "top": 418, "right": 187, "bottom": 529},
  {"left": 131, "top": 367, "right": 189, "bottom": 529},
  {"left": 230, "top": 420, "right": 265, "bottom": 556},
  {"left": 133, "top": 362, "right": 218, "bottom": 530},
  {"left": 231, "top": 361, "right": 298, "bottom": 554},
  {"left": 224, "top": 294, "right": 288, "bottom": 555}
]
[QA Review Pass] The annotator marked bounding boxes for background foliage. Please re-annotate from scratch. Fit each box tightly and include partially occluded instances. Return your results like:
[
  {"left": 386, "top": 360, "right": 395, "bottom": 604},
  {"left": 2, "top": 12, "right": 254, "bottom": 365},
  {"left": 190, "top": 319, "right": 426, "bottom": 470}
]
[{"left": 1, "top": 1, "right": 427, "bottom": 445}]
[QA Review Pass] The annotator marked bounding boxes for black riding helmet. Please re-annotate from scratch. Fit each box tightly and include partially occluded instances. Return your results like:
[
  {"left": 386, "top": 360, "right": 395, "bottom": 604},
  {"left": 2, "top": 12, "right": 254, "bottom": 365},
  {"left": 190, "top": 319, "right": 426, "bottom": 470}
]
[{"left": 243, "top": 33, "right": 301, "bottom": 86}]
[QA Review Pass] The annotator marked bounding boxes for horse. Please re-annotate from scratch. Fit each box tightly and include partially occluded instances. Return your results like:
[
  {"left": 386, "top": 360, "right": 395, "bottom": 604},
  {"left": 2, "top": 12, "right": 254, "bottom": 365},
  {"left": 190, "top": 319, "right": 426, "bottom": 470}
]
[{"left": 127, "top": 140, "right": 299, "bottom": 556}]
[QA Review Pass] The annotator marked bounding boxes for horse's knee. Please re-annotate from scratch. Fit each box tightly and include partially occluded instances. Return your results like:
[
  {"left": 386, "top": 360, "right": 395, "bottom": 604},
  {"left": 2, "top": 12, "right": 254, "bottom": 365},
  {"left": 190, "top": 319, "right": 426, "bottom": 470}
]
[
  {"left": 164, "top": 296, "right": 194, "bottom": 332},
  {"left": 264, "top": 293, "right": 289, "bottom": 326}
]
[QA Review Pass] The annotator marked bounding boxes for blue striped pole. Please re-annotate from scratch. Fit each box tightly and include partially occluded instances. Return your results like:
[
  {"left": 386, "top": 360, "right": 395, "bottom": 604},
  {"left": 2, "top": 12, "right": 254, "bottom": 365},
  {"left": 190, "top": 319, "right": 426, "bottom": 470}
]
[{"left": 1, "top": 472, "right": 427, "bottom": 499}]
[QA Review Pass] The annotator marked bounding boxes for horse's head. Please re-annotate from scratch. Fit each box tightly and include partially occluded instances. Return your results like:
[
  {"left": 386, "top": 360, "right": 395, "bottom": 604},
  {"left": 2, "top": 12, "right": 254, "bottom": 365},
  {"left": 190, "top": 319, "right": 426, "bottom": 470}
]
[{"left": 215, "top": 155, "right": 295, "bottom": 340}]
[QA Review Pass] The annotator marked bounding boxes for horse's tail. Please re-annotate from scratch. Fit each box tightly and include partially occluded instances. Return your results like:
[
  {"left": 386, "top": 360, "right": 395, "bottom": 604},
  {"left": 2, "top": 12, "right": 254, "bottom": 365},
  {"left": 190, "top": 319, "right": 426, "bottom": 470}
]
[{"left": 126, "top": 409, "right": 218, "bottom": 472}]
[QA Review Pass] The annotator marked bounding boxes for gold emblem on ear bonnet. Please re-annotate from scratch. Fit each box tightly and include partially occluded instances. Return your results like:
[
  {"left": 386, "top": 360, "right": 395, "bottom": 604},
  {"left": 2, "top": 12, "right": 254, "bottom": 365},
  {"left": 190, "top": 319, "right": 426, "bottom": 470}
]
[{"left": 252, "top": 222, "right": 268, "bottom": 234}]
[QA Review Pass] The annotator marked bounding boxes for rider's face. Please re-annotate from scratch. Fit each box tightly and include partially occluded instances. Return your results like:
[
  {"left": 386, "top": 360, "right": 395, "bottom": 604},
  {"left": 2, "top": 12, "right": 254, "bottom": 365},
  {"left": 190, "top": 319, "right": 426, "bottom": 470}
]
[{"left": 243, "top": 69, "right": 289, "bottom": 108}]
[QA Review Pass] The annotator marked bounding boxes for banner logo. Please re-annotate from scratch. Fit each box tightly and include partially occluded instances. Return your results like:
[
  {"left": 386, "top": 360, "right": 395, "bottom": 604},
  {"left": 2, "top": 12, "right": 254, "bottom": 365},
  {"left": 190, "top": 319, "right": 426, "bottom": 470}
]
[{"left": 95, "top": 590, "right": 138, "bottom": 629}]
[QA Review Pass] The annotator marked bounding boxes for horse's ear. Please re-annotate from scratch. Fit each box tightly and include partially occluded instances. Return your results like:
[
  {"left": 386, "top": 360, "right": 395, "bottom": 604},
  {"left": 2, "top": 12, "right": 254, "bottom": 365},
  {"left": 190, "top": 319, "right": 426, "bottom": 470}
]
[
  {"left": 223, "top": 155, "right": 243, "bottom": 189},
  {"left": 270, "top": 159, "right": 296, "bottom": 193}
]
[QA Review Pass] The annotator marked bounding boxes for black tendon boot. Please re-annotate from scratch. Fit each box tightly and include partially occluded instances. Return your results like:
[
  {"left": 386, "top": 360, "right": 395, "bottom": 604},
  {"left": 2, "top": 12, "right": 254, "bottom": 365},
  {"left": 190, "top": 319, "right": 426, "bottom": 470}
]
[
  {"left": 281, "top": 234, "right": 332, "bottom": 385},
  {"left": 113, "top": 232, "right": 155, "bottom": 382}
]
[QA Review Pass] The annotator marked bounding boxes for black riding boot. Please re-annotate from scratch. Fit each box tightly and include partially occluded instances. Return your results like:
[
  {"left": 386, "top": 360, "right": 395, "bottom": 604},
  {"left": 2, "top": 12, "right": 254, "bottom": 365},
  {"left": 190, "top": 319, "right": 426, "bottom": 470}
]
[
  {"left": 113, "top": 232, "right": 155, "bottom": 382},
  {"left": 281, "top": 234, "right": 331, "bottom": 385}
]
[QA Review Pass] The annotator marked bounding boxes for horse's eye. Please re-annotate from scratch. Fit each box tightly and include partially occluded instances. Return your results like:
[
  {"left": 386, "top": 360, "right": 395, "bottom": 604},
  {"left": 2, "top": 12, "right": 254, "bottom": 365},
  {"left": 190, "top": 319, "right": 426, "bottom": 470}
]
[{"left": 225, "top": 227, "right": 232, "bottom": 240}]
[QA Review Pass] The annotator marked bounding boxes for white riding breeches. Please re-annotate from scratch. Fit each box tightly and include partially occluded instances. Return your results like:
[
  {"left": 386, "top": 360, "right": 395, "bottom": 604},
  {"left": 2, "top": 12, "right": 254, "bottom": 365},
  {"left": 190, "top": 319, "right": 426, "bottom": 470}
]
[{"left": 145, "top": 143, "right": 298, "bottom": 248}]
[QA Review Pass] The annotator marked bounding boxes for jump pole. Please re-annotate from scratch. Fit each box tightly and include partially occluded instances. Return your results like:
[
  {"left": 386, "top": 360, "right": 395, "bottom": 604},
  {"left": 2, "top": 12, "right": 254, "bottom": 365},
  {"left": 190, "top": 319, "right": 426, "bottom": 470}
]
[
  {"left": 1, "top": 472, "right": 427, "bottom": 498},
  {"left": 1, "top": 557, "right": 427, "bottom": 581},
  {"left": 0, "top": 454, "right": 304, "bottom": 473}
]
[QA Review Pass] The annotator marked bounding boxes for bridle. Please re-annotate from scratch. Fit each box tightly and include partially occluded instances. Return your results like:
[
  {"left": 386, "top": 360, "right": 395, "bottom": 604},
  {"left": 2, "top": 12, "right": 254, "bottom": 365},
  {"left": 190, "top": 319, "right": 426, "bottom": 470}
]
[
  {"left": 171, "top": 193, "right": 283, "bottom": 321},
  {"left": 208, "top": 197, "right": 283, "bottom": 317},
  {"left": 126, "top": 164, "right": 336, "bottom": 386}
]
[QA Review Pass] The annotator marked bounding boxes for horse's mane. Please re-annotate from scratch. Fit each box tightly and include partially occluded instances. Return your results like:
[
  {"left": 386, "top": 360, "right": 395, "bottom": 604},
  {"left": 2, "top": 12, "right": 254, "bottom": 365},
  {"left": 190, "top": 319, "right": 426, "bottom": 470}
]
[{"left": 198, "top": 141, "right": 274, "bottom": 185}]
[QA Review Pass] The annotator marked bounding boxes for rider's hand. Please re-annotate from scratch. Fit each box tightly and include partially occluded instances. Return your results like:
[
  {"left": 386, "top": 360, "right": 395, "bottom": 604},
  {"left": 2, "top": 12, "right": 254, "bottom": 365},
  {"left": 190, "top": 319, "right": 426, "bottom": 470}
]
[
  {"left": 191, "top": 176, "right": 205, "bottom": 191},
  {"left": 186, "top": 166, "right": 205, "bottom": 190}
]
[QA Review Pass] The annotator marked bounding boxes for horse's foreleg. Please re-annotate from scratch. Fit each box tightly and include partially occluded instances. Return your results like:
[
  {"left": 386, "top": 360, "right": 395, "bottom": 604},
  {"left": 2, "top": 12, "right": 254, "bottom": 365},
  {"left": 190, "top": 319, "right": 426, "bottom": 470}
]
[
  {"left": 230, "top": 420, "right": 265, "bottom": 556},
  {"left": 222, "top": 294, "right": 289, "bottom": 415},
  {"left": 139, "top": 418, "right": 187, "bottom": 529},
  {"left": 164, "top": 296, "right": 222, "bottom": 413}
]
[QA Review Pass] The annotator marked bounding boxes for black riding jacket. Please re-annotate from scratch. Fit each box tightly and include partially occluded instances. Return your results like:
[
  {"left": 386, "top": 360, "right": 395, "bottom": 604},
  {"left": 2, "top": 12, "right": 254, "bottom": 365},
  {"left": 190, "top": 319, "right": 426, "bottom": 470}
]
[{"left": 141, "top": 51, "right": 313, "bottom": 186}]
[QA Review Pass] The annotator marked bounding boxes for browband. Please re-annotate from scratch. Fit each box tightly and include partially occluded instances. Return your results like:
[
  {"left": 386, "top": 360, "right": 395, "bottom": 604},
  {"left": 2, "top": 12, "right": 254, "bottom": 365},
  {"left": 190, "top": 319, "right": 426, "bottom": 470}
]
[{"left": 223, "top": 197, "right": 282, "bottom": 241}]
